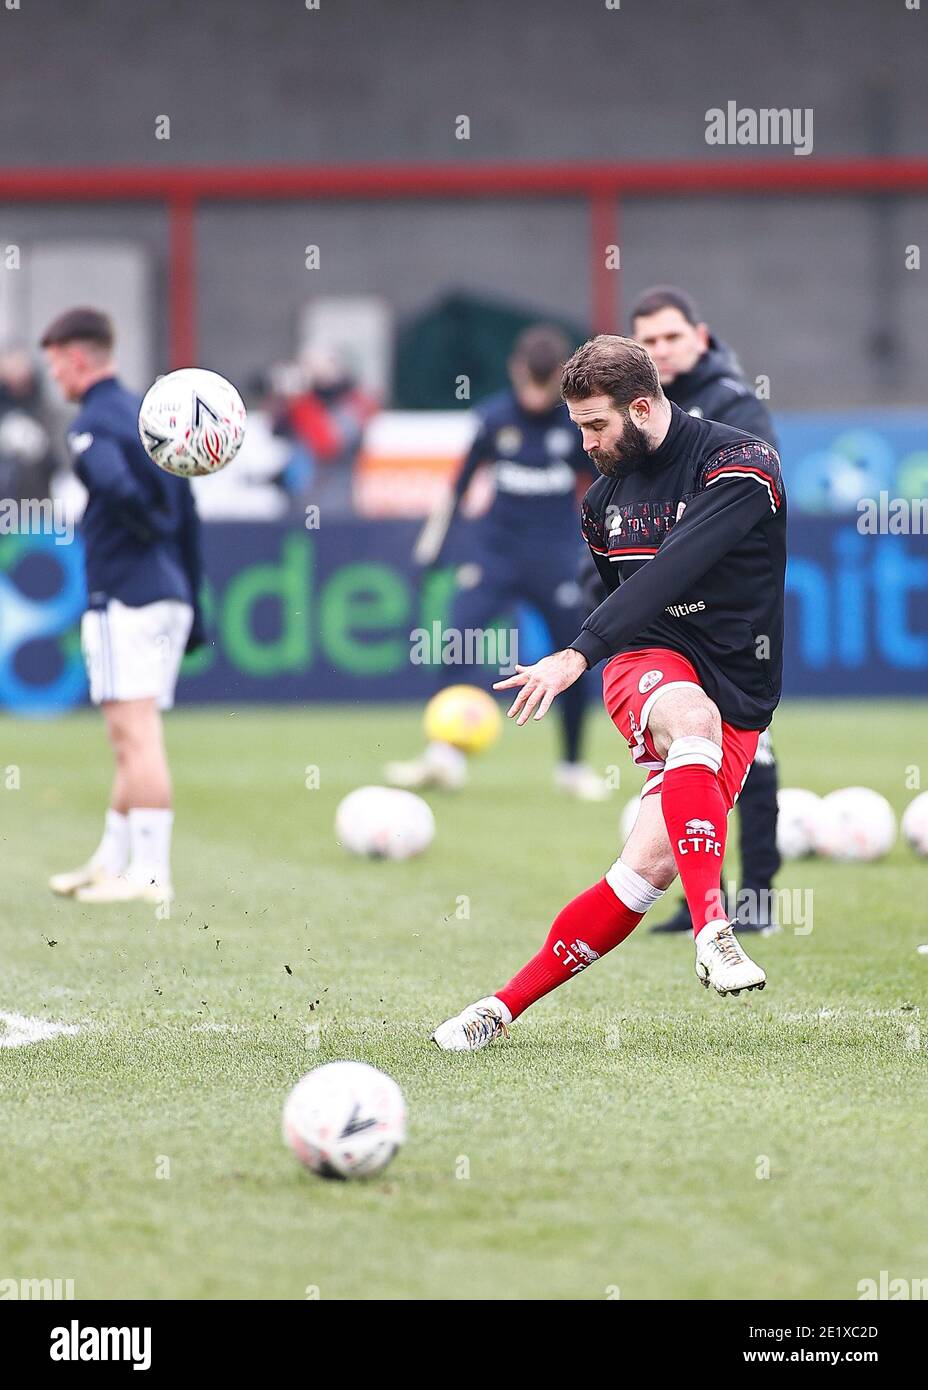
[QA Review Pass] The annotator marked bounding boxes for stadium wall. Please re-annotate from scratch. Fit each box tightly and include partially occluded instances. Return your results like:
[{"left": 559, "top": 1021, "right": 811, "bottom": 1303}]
[
  {"left": 2, "top": 191, "right": 925, "bottom": 410},
  {"left": 3, "top": 0, "right": 925, "bottom": 165},
  {"left": 1, "top": 0, "right": 926, "bottom": 407}
]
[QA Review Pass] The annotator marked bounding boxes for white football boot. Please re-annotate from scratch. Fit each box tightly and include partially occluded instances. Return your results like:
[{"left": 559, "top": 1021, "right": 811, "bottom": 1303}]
[
  {"left": 695, "top": 920, "right": 766, "bottom": 997},
  {"left": 431, "top": 995, "right": 512, "bottom": 1051},
  {"left": 553, "top": 762, "right": 611, "bottom": 802},
  {"left": 75, "top": 872, "right": 173, "bottom": 905},
  {"left": 385, "top": 741, "right": 468, "bottom": 791},
  {"left": 49, "top": 861, "right": 110, "bottom": 897}
]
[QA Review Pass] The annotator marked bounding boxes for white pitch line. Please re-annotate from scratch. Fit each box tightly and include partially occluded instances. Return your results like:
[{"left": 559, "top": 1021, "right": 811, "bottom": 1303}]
[{"left": 0, "top": 1011, "right": 81, "bottom": 1049}]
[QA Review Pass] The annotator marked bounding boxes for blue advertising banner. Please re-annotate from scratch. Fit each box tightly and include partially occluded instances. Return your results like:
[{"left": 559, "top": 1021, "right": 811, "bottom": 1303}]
[
  {"left": 1, "top": 515, "right": 926, "bottom": 714},
  {"left": 776, "top": 413, "right": 928, "bottom": 516}
]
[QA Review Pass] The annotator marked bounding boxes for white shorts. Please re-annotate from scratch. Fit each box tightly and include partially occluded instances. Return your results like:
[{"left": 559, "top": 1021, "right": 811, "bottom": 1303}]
[{"left": 81, "top": 598, "right": 194, "bottom": 710}]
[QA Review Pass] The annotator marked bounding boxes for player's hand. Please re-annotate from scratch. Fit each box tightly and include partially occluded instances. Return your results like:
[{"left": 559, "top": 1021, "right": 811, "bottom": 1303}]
[{"left": 493, "top": 649, "right": 589, "bottom": 725}]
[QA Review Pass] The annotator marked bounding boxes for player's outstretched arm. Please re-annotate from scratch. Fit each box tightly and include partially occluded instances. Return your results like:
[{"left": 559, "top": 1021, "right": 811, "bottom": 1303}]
[
  {"left": 412, "top": 490, "right": 456, "bottom": 568},
  {"left": 493, "top": 649, "right": 589, "bottom": 725},
  {"left": 413, "top": 416, "right": 492, "bottom": 568}
]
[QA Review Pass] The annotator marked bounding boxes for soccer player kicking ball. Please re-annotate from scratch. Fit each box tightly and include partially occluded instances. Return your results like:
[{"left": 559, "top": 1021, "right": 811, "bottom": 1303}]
[
  {"left": 432, "top": 334, "right": 786, "bottom": 1050},
  {"left": 42, "top": 308, "right": 204, "bottom": 905}
]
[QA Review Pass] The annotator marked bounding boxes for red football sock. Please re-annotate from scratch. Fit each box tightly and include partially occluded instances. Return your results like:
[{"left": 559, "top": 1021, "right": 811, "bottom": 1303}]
[
  {"left": 659, "top": 736, "right": 728, "bottom": 938},
  {"left": 496, "top": 863, "right": 664, "bottom": 1020}
]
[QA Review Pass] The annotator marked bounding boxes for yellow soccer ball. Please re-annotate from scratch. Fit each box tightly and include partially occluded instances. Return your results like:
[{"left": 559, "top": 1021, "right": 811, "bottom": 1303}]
[{"left": 424, "top": 685, "right": 502, "bottom": 755}]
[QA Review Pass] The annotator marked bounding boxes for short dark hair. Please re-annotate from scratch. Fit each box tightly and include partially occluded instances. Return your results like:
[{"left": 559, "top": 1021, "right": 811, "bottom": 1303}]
[
  {"left": 40, "top": 307, "right": 114, "bottom": 351},
  {"left": 561, "top": 334, "right": 663, "bottom": 408},
  {"left": 511, "top": 323, "right": 573, "bottom": 384},
  {"left": 630, "top": 285, "right": 701, "bottom": 328}
]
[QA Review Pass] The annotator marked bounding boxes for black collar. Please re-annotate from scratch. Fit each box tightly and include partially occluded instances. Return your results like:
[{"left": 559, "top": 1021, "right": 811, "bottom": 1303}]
[{"left": 643, "top": 401, "right": 688, "bottom": 470}]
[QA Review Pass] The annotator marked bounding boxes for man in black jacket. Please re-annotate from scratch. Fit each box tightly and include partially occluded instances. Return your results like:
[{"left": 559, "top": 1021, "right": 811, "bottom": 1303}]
[
  {"left": 578, "top": 287, "right": 781, "bottom": 934},
  {"left": 633, "top": 285, "right": 776, "bottom": 446},
  {"left": 631, "top": 287, "right": 780, "bottom": 933}
]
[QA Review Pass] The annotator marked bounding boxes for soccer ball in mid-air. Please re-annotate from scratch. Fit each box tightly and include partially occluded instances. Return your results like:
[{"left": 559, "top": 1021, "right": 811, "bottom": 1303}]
[
  {"left": 424, "top": 684, "right": 502, "bottom": 755},
  {"left": 138, "top": 367, "right": 246, "bottom": 477},
  {"left": 901, "top": 792, "right": 928, "bottom": 856},
  {"left": 812, "top": 786, "right": 897, "bottom": 862},
  {"left": 335, "top": 786, "right": 435, "bottom": 860},
  {"left": 283, "top": 1061, "right": 406, "bottom": 1180},
  {"left": 775, "top": 787, "right": 823, "bottom": 860}
]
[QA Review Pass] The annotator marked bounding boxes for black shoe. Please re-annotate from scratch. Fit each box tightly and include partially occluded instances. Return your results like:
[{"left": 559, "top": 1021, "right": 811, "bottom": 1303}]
[
  {"left": 650, "top": 887, "right": 733, "bottom": 935},
  {"left": 732, "top": 884, "right": 781, "bottom": 935},
  {"left": 649, "top": 897, "right": 693, "bottom": 934}
]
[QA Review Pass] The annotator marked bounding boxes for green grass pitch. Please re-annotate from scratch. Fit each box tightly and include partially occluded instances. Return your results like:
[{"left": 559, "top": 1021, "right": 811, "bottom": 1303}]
[{"left": 1, "top": 699, "right": 926, "bottom": 1300}]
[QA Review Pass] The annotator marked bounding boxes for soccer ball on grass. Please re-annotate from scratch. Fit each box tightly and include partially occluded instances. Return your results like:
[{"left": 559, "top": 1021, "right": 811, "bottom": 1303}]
[
  {"left": 812, "top": 786, "right": 896, "bottom": 862},
  {"left": 283, "top": 1062, "right": 406, "bottom": 1180},
  {"left": 335, "top": 786, "right": 435, "bottom": 860},
  {"left": 901, "top": 792, "right": 928, "bottom": 856},
  {"left": 775, "top": 787, "right": 823, "bottom": 860},
  {"left": 424, "top": 684, "right": 502, "bottom": 755}
]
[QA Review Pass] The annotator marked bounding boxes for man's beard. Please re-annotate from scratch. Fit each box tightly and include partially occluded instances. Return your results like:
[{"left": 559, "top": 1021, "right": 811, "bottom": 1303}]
[{"left": 588, "top": 411, "right": 655, "bottom": 479}]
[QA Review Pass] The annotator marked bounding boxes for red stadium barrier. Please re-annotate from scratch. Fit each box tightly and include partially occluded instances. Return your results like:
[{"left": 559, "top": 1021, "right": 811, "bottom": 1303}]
[{"left": 5, "top": 159, "right": 927, "bottom": 365}]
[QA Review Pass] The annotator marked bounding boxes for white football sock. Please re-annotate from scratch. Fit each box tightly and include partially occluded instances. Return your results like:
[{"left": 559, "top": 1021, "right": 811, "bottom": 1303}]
[
  {"left": 127, "top": 808, "right": 174, "bottom": 885},
  {"left": 92, "top": 809, "right": 129, "bottom": 874},
  {"left": 604, "top": 859, "right": 666, "bottom": 914}
]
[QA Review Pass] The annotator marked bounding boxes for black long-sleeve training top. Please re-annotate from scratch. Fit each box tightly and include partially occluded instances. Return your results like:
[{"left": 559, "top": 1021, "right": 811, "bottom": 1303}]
[{"left": 569, "top": 403, "right": 786, "bottom": 731}]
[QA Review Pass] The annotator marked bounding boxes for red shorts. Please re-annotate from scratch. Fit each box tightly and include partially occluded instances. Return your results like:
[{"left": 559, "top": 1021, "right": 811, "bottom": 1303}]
[{"left": 602, "top": 647, "right": 761, "bottom": 811}]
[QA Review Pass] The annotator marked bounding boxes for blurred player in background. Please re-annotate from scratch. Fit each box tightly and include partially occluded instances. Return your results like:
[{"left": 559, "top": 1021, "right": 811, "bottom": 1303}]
[
  {"left": 41, "top": 308, "right": 204, "bottom": 904},
  {"left": 433, "top": 335, "right": 785, "bottom": 1050},
  {"left": 387, "top": 324, "right": 608, "bottom": 800},
  {"left": 0, "top": 346, "right": 58, "bottom": 502},
  {"left": 582, "top": 286, "right": 781, "bottom": 933}
]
